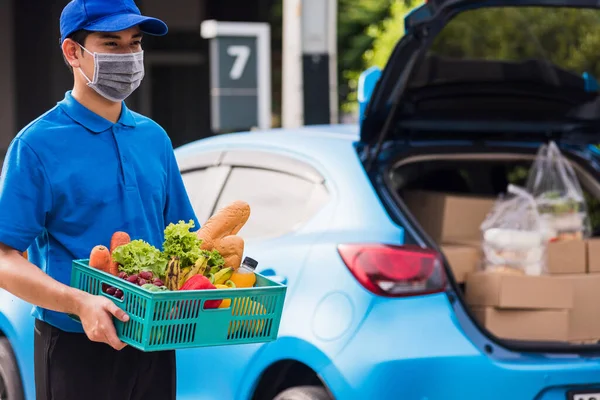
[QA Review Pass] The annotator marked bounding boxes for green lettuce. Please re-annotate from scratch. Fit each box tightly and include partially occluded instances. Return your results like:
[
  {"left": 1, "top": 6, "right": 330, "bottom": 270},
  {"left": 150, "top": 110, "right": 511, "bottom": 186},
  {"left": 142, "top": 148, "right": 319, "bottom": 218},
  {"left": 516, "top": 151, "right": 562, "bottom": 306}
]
[
  {"left": 162, "top": 220, "right": 203, "bottom": 269},
  {"left": 201, "top": 249, "right": 225, "bottom": 269},
  {"left": 111, "top": 240, "right": 167, "bottom": 278}
]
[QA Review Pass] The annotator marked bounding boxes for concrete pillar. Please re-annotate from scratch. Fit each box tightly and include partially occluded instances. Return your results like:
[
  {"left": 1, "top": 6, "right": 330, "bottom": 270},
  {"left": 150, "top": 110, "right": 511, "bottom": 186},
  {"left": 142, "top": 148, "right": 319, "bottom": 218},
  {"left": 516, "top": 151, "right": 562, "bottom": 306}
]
[
  {"left": 301, "top": 0, "right": 337, "bottom": 125},
  {"left": 281, "top": 0, "right": 303, "bottom": 128},
  {"left": 282, "top": 0, "right": 338, "bottom": 128}
]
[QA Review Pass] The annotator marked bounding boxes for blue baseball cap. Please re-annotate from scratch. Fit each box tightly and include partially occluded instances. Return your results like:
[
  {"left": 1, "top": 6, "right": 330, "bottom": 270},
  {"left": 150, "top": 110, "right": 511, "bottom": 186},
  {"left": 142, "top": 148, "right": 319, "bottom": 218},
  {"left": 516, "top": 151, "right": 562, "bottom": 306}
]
[{"left": 60, "top": 0, "right": 168, "bottom": 44}]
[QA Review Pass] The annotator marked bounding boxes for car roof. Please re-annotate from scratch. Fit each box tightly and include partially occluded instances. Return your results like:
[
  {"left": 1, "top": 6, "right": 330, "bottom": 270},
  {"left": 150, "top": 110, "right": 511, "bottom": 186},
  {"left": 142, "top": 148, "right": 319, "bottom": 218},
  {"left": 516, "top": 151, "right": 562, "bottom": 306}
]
[
  {"left": 174, "top": 123, "right": 363, "bottom": 184},
  {"left": 175, "top": 124, "right": 359, "bottom": 157}
]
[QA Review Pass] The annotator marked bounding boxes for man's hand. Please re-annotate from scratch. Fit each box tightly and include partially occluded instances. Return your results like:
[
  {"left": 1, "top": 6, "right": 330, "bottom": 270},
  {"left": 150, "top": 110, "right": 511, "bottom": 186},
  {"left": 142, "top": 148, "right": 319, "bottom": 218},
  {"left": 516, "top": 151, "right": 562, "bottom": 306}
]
[
  {"left": 76, "top": 293, "right": 129, "bottom": 351},
  {"left": 0, "top": 243, "right": 129, "bottom": 351}
]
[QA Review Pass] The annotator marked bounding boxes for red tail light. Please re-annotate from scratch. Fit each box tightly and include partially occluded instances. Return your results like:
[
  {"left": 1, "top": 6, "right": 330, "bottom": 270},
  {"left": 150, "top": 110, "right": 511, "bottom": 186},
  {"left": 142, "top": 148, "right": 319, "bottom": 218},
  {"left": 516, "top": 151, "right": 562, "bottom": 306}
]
[{"left": 337, "top": 244, "right": 446, "bottom": 297}]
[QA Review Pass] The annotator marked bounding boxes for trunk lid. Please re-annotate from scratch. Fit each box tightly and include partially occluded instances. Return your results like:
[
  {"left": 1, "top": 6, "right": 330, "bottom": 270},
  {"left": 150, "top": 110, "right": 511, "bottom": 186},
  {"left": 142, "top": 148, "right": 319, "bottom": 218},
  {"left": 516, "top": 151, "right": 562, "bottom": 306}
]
[{"left": 360, "top": 0, "right": 600, "bottom": 155}]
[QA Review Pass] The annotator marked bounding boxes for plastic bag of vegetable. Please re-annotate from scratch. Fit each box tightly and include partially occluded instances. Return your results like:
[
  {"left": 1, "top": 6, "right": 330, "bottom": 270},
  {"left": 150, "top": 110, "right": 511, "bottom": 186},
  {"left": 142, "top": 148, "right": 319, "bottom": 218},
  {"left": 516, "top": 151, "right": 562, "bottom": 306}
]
[
  {"left": 480, "top": 184, "right": 546, "bottom": 276},
  {"left": 525, "top": 141, "right": 590, "bottom": 240}
]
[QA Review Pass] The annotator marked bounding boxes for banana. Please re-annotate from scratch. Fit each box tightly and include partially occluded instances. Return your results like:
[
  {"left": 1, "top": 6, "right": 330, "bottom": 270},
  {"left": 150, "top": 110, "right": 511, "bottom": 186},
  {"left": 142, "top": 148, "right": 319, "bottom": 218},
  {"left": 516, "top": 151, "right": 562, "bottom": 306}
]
[
  {"left": 206, "top": 264, "right": 221, "bottom": 277},
  {"left": 166, "top": 256, "right": 181, "bottom": 291},
  {"left": 177, "top": 257, "right": 208, "bottom": 289},
  {"left": 213, "top": 267, "right": 234, "bottom": 285},
  {"left": 214, "top": 284, "right": 232, "bottom": 289},
  {"left": 178, "top": 266, "right": 191, "bottom": 289},
  {"left": 194, "top": 257, "right": 208, "bottom": 277}
]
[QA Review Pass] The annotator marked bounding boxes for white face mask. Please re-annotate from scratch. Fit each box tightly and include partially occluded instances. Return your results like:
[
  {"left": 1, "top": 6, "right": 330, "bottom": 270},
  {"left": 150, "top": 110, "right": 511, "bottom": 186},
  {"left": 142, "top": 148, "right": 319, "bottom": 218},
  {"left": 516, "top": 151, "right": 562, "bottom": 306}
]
[{"left": 77, "top": 45, "right": 145, "bottom": 102}]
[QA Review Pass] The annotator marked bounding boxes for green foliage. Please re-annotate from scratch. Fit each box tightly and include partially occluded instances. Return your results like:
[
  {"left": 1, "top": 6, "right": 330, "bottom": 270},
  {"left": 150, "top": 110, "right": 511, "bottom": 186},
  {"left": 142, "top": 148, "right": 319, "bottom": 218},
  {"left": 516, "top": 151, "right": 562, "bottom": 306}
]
[
  {"left": 341, "top": 4, "right": 600, "bottom": 113},
  {"left": 429, "top": 7, "right": 600, "bottom": 78},
  {"left": 338, "top": 0, "right": 395, "bottom": 113},
  {"left": 341, "top": 0, "right": 423, "bottom": 113}
]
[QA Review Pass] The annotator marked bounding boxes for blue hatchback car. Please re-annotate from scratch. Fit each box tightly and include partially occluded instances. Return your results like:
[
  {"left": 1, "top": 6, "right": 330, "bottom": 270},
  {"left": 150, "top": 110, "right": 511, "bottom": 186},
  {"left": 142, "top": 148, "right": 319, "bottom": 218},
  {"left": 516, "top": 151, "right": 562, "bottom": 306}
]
[{"left": 6, "top": 0, "right": 600, "bottom": 399}]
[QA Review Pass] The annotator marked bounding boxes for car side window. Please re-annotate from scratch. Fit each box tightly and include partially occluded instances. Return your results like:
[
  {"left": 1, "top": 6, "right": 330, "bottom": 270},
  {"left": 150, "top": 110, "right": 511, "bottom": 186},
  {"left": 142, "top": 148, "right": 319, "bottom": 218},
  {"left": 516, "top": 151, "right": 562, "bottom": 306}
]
[
  {"left": 214, "top": 166, "right": 329, "bottom": 240},
  {"left": 181, "top": 166, "right": 230, "bottom": 225}
]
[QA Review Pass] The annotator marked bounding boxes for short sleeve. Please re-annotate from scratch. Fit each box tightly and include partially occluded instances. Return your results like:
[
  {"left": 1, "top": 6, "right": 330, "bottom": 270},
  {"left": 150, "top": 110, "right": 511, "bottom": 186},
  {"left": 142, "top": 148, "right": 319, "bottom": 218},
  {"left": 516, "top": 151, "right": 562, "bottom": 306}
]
[
  {"left": 163, "top": 141, "right": 200, "bottom": 230},
  {"left": 0, "top": 139, "right": 52, "bottom": 252}
]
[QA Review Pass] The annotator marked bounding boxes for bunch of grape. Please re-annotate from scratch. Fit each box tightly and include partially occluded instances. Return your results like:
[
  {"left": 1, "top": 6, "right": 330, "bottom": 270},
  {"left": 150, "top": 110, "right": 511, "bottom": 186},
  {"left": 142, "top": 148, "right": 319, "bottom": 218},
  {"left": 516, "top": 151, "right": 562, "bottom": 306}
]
[{"left": 102, "top": 271, "right": 165, "bottom": 299}]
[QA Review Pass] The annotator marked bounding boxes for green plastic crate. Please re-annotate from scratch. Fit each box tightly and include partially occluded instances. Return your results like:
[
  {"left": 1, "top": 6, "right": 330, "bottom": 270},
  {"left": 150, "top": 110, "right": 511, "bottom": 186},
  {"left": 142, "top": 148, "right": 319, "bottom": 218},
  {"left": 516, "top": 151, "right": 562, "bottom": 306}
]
[{"left": 69, "top": 259, "right": 287, "bottom": 352}]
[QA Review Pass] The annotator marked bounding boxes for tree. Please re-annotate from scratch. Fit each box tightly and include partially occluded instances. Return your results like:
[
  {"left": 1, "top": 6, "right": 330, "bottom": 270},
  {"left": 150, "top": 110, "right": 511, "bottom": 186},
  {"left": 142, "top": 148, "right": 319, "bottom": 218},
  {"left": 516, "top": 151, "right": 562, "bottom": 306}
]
[
  {"left": 337, "top": 0, "right": 395, "bottom": 113},
  {"left": 429, "top": 7, "right": 600, "bottom": 79},
  {"left": 341, "top": 0, "right": 423, "bottom": 113}
]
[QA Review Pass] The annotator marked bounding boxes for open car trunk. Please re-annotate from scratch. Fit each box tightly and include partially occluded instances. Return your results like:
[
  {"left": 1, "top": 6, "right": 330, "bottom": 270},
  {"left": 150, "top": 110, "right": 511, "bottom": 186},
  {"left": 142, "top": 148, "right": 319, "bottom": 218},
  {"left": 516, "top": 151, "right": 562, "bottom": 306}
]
[
  {"left": 384, "top": 146, "right": 600, "bottom": 349},
  {"left": 355, "top": 0, "right": 600, "bottom": 352}
]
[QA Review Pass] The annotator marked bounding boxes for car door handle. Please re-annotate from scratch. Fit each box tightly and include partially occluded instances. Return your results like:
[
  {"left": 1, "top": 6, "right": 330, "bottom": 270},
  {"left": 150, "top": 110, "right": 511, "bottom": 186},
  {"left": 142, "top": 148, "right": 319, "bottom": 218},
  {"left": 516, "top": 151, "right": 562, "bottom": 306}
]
[{"left": 259, "top": 268, "right": 287, "bottom": 285}]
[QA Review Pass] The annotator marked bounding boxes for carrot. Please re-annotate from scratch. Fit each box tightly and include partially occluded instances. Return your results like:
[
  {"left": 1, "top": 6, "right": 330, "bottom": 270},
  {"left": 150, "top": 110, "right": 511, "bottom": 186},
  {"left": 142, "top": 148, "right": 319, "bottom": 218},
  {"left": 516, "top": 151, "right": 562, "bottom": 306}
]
[
  {"left": 109, "top": 260, "right": 120, "bottom": 276},
  {"left": 109, "top": 231, "right": 131, "bottom": 276},
  {"left": 89, "top": 245, "right": 111, "bottom": 274},
  {"left": 110, "top": 231, "right": 131, "bottom": 253}
]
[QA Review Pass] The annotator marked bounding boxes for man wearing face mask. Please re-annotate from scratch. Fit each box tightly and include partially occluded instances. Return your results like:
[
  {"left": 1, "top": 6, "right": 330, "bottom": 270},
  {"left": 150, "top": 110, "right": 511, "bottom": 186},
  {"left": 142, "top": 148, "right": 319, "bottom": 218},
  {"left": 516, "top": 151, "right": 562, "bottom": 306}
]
[{"left": 0, "top": 1, "right": 199, "bottom": 399}]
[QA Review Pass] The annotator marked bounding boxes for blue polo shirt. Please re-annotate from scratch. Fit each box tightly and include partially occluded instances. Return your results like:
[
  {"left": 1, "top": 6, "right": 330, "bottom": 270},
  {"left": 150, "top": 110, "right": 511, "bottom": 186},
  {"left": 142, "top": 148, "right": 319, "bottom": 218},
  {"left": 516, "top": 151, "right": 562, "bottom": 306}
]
[{"left": 0, "top": 91, "right": 199, "bottom": 333}]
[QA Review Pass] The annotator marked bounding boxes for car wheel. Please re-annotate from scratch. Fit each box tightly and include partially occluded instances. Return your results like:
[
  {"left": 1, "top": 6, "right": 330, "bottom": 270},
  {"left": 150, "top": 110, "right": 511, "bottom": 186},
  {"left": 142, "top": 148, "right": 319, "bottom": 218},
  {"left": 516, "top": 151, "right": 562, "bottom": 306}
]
[
  {"left": 273, "top": 386, "right": 332, "bottom": 400},
  {"left": 0, "top": 338, "right": 24, "bottom": 400}
]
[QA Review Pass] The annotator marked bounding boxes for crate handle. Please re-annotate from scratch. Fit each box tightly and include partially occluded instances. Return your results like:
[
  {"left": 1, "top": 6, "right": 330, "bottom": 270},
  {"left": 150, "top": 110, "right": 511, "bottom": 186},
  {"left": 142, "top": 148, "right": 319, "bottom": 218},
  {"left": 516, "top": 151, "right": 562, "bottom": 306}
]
[
  {"left": 99, "top": 281, "right": 125, "bottom": 303},
  {"left": 202, "top": 307, "right": 232, "bottom": 313},
  {"left": 202, "top": 299, "right": 234, "bottom": 311}
]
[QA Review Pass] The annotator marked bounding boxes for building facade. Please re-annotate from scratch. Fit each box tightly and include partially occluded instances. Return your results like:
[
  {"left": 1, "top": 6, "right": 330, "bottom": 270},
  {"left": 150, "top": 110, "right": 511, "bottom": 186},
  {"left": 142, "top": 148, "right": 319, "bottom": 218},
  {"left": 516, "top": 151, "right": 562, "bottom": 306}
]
[{"left": 0, "top": 0, "right": 278, "bottom": 161}]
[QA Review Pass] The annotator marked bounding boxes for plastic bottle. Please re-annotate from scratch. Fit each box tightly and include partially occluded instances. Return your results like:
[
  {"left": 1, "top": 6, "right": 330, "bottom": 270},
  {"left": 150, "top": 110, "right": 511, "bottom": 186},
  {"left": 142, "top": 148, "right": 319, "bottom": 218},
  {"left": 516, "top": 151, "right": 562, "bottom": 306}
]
[{"left": 230, "top": 257, "right": 258, "bottom": 288}]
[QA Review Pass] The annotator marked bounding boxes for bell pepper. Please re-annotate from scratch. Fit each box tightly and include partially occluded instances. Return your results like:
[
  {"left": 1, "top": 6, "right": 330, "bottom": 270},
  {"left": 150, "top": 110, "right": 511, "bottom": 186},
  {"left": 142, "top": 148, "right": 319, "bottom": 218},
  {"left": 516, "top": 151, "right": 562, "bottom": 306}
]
[{"left": 179, "top": 275, "right": 222, "bottom": 309}]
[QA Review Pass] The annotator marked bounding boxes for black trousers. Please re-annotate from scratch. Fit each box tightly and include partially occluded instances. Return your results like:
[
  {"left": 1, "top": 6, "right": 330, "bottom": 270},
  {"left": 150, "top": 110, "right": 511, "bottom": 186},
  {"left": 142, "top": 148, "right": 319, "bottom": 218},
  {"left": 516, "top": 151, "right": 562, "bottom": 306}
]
[{"left": 34, "top": 319, "right": 176, "bottom": 400}]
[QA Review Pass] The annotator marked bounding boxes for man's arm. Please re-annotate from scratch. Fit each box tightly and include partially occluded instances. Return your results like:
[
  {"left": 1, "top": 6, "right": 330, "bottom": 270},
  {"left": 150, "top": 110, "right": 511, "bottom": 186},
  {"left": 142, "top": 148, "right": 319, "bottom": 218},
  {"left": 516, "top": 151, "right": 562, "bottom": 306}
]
[
  {"left": 0, "top": 139, "right": 128, "bottom": 350},
  {"left": 0, "top": 243, "right": 84, "bottom": 315},
  {"left": 0, "top": 243, "right": 129, "bottom": 349}
]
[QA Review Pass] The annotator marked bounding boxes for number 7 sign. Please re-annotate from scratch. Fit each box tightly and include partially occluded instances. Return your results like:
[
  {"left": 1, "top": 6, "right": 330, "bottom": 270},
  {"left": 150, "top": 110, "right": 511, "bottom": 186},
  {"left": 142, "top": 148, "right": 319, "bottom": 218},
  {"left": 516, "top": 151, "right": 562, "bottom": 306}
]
[
  {"left": 201, "top": 20, "right": 272, "bottom": 133},
  {"left": 227, "top": 45, "right": 251, "bottom": 80}
]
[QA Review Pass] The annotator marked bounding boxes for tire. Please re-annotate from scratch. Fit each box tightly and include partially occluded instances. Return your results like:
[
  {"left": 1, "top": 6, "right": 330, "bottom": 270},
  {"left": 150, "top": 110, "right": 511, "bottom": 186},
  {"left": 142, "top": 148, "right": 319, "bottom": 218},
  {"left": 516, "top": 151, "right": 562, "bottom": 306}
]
[
  {"left": 0, "top": 338, "right": 25, "bottom": 400},
  {"left": 273, "top": 386, "right": 333, "bottom": 400}
]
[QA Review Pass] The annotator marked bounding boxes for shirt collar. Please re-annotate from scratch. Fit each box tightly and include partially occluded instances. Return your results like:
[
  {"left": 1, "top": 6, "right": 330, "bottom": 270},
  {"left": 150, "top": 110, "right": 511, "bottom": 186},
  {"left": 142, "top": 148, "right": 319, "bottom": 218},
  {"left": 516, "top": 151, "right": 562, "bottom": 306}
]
[{"left": 58, "top": 91, "right": 137, "bottom": 133}]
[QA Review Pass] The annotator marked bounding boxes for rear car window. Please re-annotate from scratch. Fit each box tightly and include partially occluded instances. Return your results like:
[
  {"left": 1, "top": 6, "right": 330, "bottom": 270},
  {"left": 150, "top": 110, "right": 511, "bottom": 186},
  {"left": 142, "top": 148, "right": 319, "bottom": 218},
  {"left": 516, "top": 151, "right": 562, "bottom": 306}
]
[
  {"left": 401, "top": 6, "right": 600, "bottom": 121},
  {"left": 417, "top": 6, "right": 600, "bottom": 89}
]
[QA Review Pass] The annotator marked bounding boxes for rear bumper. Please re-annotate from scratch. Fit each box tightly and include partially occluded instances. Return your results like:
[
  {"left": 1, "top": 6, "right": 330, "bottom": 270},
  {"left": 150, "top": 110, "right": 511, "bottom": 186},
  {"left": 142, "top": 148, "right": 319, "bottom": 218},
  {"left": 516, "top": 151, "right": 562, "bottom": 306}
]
[
  {"left": 320, "top": 294, "right": 600, "bottom": 400},
  {"left": 323, "top": 355, "right": 600, "bottom": 399}
]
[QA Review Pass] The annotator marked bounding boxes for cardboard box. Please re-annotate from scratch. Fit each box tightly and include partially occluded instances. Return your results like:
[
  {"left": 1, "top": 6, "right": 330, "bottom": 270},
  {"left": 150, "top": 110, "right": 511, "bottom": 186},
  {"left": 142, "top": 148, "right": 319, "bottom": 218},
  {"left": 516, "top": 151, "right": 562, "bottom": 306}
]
[
  {"left": 442, "top": 244, "right": 481, "bottom": 283},
  {"left": 403, "top": 191, "right": 495, "bottom": 243},
  {"left": 472, "top": 307, "right": 569, "bottom": 341},
  {"left": 444, "top": 238, "right": 482, "bottom": 248},
  {"left": 555, "top": 274, "right": 600, "bottom": 341},
  {"left": 465, "top": 272, "right": 573, "bottom": 309},
  {"left": 587, "top": 238, "right": 600, "bottom": 273},
  {"left": 547, "top": 239, "right": 586, "bottom": 275}
]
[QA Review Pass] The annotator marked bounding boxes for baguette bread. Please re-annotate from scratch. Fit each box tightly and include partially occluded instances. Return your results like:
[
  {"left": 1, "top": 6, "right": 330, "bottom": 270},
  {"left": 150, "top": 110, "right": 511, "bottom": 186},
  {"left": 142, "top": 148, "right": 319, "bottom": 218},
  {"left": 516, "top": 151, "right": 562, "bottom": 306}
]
[{"left": 197, "top": 200, "right": 251, "bottom": 269}]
